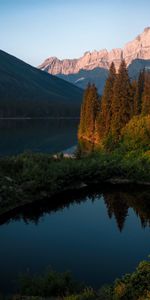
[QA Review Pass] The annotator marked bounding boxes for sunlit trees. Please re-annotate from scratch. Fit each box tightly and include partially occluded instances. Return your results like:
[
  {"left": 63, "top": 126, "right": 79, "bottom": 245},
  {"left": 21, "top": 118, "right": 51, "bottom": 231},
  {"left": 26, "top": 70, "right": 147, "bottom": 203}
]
[
  {"left": 111, "top": 60, "right": 133, "bottom": 139},
  {"left": 134, "top": 70, "right": 145, "bottom": 115},
  {"left": 98, "top": 62, "right": 116, "bottom": 140},
  {"left": 142, "top": 71, "right": 150, "bottom": 115},
  {"left": 78, "top": 83, "right": 91, "bottom": 139},
  {"left": 78, "top": 84, "right": 99, "bottom": 142},
  {"left": 78, "top": 60, "right": 150, "bottom": 149}
]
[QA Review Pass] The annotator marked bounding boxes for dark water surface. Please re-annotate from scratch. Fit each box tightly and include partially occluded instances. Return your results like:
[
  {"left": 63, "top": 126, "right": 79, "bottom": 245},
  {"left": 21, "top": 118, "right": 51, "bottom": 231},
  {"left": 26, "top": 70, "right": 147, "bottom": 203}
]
[
  {"left": 0, "top": 119, "right": 78, "bottom": 156},
  {"left": 0, "top": 186, "right": 150, "bottom": 294}
]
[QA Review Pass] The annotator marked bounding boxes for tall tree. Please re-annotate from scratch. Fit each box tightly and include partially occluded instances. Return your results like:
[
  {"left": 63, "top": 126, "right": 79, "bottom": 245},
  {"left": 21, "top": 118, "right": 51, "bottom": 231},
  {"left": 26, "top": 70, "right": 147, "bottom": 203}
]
[
  {"left": 99, "top": 62, "right": 116, "bottom": 139},
  {"left": 111, "top": 60, "right": 133, "bottom": 139},
  {"left": 78, "top": 84, "right": 99, "bottom": 142},
  {"left": 85, "top": 84, "right": 99, "bottom": 141},
  {"left": 78, "top": 83, "right": 91, "bottom": 139},
  {"left": 142, "top": 71, "right": 150, "bottom": 115},
  {"left": 134, "top": 70, "right": 145, "bottom": 115}
]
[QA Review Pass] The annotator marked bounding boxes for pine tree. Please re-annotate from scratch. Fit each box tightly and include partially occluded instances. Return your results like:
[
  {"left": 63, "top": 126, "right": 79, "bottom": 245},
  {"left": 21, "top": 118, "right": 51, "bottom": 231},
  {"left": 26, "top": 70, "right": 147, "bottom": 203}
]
[
  {"left": 78, "top": 83, "right": 99, "bottom": 142},
  {"left": 142, "top": 71, "right": 150, "bottom": 115},
  {"left": 111, "top": 60, "right": 133, "bottom": 139},
  {"left": 134, "top": 70, "right": 145, "bottom": 115},
  {"left": 99, "top": 62, "right": 116, "bottom": 139},
  {"left": 84, "top": 84, "right": 99, "bottom": 142},
  {"left": 78, "top": 83, "right": 91, "bottom": 138},
  {"left": 131, "top": 79, "right": 137, "bottom": 112},
  {"left": 94, "top": 96, "right": 101, "bottom": 143}
]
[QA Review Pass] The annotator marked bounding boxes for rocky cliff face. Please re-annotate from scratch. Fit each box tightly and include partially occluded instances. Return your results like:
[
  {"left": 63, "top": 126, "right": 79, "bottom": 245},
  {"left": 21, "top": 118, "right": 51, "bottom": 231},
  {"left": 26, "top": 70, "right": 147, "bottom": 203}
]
[{"left": 39, "top": 27, "right": 150, "bottom": 75}]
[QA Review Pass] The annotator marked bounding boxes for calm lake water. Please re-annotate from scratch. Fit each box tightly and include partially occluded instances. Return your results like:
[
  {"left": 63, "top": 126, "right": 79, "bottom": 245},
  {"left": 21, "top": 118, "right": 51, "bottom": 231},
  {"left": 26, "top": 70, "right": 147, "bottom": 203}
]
[
  {"left": 0, "top": 119, "right": 78, "bottom": 156},
  {"left": 0, "top": 186, "right": 150, "bottom": 294}
]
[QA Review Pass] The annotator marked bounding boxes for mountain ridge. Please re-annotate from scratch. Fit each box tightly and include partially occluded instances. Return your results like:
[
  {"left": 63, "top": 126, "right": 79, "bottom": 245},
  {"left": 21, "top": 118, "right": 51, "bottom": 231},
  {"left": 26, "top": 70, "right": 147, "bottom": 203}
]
[{"left": 39, "top": 27, "right": 150, "bottom": 75}]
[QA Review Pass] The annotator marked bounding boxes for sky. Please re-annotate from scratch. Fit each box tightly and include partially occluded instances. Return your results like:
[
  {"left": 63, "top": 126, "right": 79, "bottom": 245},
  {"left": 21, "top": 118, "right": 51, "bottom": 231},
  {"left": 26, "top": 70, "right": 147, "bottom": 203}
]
[{"left": 0, "top": 0, "right": 150, "bottom": 66}]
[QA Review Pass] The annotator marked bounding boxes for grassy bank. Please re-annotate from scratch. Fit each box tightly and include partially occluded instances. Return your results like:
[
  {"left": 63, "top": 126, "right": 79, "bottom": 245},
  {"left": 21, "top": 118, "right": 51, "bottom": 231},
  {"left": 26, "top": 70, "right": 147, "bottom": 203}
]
[{"left": 0, "top": 149, "right": 150, "bottom": 215}]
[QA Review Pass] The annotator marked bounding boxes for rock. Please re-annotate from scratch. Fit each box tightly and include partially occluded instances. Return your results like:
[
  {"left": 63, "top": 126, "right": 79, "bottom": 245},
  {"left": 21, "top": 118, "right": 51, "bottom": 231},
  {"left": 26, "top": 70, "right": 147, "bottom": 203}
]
[{"left": 5, "top": 176, "right": 13, "bottom": 182}]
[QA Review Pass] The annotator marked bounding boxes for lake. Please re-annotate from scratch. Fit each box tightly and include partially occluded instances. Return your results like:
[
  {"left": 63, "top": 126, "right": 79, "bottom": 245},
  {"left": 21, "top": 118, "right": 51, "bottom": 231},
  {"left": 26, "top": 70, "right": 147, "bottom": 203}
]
[
  {"left": 0, "top": 185, "right": 150, "bottom": 294},
  {"left": 0, "top": 119, "right": 78, "bottom": 156}
]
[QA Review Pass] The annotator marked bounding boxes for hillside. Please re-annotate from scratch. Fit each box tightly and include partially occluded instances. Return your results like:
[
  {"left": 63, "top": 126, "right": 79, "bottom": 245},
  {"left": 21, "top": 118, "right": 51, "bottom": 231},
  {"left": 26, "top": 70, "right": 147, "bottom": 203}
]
[
  {"left": 57, "top": 67, "right": 109, "bottom": 94},
  {"left": 56, "top": 59, "right": 150, "bottom": 94},
  {"left": 0, "top": 50, "right": 83, "bottom": 118}
]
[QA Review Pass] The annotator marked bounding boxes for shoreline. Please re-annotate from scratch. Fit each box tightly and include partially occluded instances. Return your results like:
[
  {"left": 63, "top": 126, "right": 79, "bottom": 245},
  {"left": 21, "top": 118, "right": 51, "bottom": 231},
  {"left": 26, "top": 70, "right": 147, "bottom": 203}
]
[
  {"left": 0, "top": 149, "right": 149, "bottom": 219},
  {"left": 0, "top": 117, "right": 80, "bottom": 120},
  {"left": 0, "top": 177, "right": 150, "bottom": 219}
]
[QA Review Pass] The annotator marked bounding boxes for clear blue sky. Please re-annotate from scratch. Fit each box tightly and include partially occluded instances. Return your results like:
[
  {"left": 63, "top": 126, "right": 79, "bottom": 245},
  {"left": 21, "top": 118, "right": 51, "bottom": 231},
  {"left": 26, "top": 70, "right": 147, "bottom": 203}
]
[{"left": 0, "top": 0, "right": 150, "bottom": 66}]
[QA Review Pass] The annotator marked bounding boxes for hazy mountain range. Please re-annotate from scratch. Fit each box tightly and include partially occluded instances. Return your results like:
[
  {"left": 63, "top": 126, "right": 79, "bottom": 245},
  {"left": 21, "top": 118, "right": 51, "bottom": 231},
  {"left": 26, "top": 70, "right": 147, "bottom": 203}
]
[
  {"left": 0, "top": 50, "right": 83, "bottom": 118},
  {"left": 39, "top": 27, "right": 150, "bottom": 93}
]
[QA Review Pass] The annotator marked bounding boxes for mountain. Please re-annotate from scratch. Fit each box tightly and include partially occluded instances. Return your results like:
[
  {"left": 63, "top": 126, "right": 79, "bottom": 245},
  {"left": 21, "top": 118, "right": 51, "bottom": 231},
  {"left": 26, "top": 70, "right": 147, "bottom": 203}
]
[
  {"left": 128, "top": 58, "right": 150, "bottom": 78},
  {"left": 39, "top": 27, "right": 150, "bottom": 93},
  {"left": 0, "top": 50, "right": 83, "bottom": 118},
  {"left": 39, "top": 27, "right": 150, "bottom": 74},
  {"left": 57, "top": 68, "right": 109, "bottom": 94},
  {"left": 57, "top": 59, "right": 150, "bottom": 94}
]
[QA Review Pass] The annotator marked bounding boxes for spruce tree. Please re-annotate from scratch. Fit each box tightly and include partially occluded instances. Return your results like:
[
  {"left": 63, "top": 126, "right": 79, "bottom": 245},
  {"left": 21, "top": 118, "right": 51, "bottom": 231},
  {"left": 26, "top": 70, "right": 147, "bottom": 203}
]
[
  {"left": 84, "top": 84, "right": 99, "bottom": 142},
  {"left": 99, "top": 62, "right": 116, "bottom": 139},
  {"left": 78, "top": 83, "right": 91, "bottom": 138},
  {"left": 142, "top": 71, "right": 150, "bottom": 115},
  {"left": 131, "top": 79, "right": 137, "bottom": 112},
  {"left": 111, "top": 60, "right": 133, "bottom": 139},
  {"left": 134, "top": 70, "right": 145, "bottom": 115},
  {"left": 78, "top": 83, "right": 99, "bottom": 142}
]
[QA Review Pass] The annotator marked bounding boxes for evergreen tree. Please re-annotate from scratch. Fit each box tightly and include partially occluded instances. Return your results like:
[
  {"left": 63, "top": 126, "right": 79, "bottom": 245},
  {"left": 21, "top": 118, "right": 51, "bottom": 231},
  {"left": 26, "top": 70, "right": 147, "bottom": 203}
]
[
  {"left": 78, "top": 83, "right": 91, "bottom": 138},
  {"left": 98, "top": 62, "right": 116, "bottom": 139},
  {"left": 131, "top": 79, "right": 137, "bottom": 113},
  {"left": 134, "top": 70, "right": 145, "bottom": 115},
  {"left": 142, "top": 71, "right": 150, "bottom": 115},
  {"left": 78, "top": 84, "right": 99, "bottom": 142},
  {"left": 84, "top": 84, "right": 99, "bottom": 141},
  {"left": 111, "top": 60, "right": 133, "bottom": 139}
]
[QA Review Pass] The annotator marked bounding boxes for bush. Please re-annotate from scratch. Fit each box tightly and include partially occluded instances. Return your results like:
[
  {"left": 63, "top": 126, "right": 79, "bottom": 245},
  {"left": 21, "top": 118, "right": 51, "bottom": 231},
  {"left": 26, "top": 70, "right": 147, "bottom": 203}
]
[
  {"left": 121, "top": 115, "right": 150, "bottom": 152},
  {"left": 113, "top": 260, "right": 150, "bottom": 300},
  {"left": 19, "top": 269, "right": 82, "bottom": 297}
]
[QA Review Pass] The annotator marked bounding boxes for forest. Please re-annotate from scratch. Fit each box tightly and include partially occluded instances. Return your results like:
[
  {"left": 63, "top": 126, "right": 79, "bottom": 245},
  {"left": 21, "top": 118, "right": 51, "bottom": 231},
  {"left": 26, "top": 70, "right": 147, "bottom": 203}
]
[{"left": 78, "top": 60, "right": 150, "bottom": 153}]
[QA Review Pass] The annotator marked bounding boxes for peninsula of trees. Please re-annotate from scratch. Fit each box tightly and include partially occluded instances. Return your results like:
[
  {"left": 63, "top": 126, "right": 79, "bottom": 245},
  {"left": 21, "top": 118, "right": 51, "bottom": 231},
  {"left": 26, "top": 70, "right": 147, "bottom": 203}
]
[{"left": 78, "top": 60, "right": 150, "bottom": 151}]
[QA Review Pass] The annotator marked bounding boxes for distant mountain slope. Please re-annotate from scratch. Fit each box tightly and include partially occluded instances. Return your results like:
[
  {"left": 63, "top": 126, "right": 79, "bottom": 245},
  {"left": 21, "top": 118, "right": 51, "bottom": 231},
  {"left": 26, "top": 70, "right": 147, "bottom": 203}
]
[
  {"left": 128, "top": 58, "right": 150, "bottom": 78},
  {"left": 0, "top": 50, "right": 83, "bottom": 118},
  {"left": 57, "top": 59, "right": 150, "bottom": 94},
  {"left": 57, "top": 68, "right": 108, "bottom": 95}
]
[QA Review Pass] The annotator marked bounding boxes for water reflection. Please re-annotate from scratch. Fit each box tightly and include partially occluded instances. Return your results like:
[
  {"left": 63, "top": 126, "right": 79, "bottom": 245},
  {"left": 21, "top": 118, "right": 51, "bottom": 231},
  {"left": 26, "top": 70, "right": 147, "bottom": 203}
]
[
  {"left": 1, "top": 185, "right": 150, "bottom": 231},
  {"left": 0, "top": 119, "right": 78, "bottom": 156}
]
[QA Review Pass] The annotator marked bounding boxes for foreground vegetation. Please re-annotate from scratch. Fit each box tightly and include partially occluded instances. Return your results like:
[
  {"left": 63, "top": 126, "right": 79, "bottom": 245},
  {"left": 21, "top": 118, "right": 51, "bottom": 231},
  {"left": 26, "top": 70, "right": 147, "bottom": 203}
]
[
  {"left": 0, "top": 146, "right": 150, "bottom": 216},
  {"left": 10, "top": 258, "right": 150, "bottom": 299}
]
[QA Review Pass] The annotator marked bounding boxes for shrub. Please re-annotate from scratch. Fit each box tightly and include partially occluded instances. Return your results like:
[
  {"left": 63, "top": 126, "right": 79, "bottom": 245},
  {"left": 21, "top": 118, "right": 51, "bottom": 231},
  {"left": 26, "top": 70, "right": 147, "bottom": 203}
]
[{"left": 121, "top": 115, "right": 150, "bottom": 152}]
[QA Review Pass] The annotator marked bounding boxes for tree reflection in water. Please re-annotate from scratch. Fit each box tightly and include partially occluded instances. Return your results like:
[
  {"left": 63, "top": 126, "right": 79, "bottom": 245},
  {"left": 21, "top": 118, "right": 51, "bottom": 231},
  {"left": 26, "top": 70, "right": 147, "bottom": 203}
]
[{"left": 0, "top": 185, "right": 150, "bottom": 231}]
